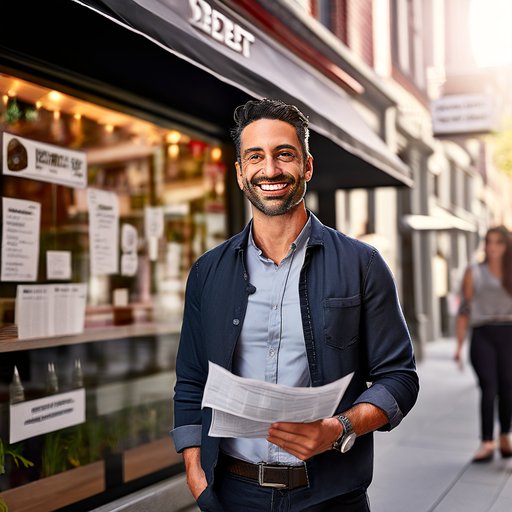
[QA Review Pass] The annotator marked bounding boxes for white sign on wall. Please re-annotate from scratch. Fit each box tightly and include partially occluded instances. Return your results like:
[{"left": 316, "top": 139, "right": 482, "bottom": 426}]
[
  {"left": 431, "top": 94, "right": 496, "bottom": 136},
  {"left": 2, "top": 132, "right": 87, "bottom": 188},
  {"left": 10, "top": 388, "right": 86, "bottom": 443}
]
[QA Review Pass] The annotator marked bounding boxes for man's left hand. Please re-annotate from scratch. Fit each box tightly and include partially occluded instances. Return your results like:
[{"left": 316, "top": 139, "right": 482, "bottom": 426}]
[{"left": 267, "top": 418, "right": 342, "bottom": 460}]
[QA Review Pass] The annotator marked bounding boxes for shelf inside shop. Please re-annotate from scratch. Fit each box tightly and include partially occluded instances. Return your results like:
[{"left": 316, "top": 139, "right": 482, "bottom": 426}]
[{"left": 0, "top": 319, "right": 182, "bottom": 353}]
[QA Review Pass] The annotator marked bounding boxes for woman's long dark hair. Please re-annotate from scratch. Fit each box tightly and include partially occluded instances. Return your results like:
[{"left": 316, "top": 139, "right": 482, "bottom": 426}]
[{"left": 485, "top": 226, "right": 512, "bottom": 295}]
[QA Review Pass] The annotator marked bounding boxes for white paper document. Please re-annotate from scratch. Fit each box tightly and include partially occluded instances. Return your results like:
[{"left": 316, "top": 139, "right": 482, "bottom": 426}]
[
  {"left": 87, "top": 188, "right": 119, "bottom": 276},
  {"left": 202, "top": 362, "right": 354, "bottom": 438},
  {"left": 16, "top": 284, "right": 87, "bottom": 339},
  {"left": 46, "top": 250, "right": 72, "bottom": 280},
  {"left": 1, "top": 197, "right": 41, "bottom": 281}
]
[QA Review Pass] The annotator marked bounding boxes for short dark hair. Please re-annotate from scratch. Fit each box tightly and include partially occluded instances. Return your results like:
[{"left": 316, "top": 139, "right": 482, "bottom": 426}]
[{"left": 231, "top": 98, "right": 310, "bottom": 164}]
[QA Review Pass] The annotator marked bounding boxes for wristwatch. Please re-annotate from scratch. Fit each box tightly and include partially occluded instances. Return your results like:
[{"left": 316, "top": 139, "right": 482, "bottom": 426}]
[{"left": 332, "top": 414, "right": 356, "bottom": 453}]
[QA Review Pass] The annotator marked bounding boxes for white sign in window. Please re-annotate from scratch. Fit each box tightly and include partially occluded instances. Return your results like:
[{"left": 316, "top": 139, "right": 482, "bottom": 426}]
[
  {"left": 2, "top": 132, "right": 87, "bottom": 188},
  {"left": 10, "top": 388, "right": 86, "bottom": 444},
  {"left": 87, "top": 188, "right": 119, "bottom": 276},
  {"left": 1, "top": 197, "right": 41, "bottom": 282},
  {"left": 46, "top": 250, "right": 72, "bottom": 281}
]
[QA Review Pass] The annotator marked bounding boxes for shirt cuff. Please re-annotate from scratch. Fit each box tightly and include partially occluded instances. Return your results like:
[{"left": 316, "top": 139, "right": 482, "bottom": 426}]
[
  {"left": 353, "top": 383, "right": 403, "bottom": 430},
  {"left": 170, "top": 424, "right": 202, "bottom": 453}
]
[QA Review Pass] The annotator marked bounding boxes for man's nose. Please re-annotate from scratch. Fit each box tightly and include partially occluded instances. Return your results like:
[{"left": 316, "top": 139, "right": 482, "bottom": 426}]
[{"left": 262, "top": 156, "right": 280, "bottom": 177}]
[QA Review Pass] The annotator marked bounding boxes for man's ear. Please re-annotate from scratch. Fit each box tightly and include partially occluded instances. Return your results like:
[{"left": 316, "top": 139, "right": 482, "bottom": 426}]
[
  {"left": 305, "top": 155, "right": 314, "bottom": 182},
  {"left": 235, "top": 161, "right": 244, "bottom": 189}
]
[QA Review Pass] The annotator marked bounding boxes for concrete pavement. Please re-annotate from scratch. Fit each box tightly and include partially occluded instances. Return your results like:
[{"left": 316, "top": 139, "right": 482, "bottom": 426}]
[{"left": 370, "top": 337, "right": 512, "bottom": 512}]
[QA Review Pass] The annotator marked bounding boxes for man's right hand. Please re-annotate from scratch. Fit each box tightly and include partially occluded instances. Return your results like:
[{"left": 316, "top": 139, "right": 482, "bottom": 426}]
[{"left": 183, "top": 447, "right": 208, "bottom": 500}]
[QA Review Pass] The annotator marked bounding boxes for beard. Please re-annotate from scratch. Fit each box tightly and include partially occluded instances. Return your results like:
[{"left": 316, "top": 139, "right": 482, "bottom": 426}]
[{"left": 241, "top": 172, "right": 307, "bottom": 217}]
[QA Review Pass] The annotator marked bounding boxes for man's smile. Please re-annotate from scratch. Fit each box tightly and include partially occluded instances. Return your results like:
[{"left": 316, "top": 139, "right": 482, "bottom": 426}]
[{"left": 258, "top": 183, "right": 289, "bottom": 191}]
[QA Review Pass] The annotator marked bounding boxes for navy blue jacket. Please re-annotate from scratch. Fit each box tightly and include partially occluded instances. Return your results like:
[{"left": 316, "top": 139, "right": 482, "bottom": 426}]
[{"left": 171, "top": 213, "right": 419, "bottom": 505}]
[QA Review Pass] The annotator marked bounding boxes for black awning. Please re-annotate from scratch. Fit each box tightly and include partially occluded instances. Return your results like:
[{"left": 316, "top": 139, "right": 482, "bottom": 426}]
[{"left": 0, "top": 0, "right": 411, "bottom": 189}]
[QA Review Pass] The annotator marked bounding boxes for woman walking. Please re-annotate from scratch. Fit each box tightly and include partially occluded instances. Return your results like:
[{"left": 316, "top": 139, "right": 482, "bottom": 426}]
[{"left": 454, "top": 226, "right": 512, "bottom": 462}]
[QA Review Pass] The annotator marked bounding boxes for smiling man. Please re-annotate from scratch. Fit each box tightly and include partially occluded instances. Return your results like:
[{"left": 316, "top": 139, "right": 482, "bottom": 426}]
[{"left": 171, "top": 99, "right": 419, "bottom": 512}]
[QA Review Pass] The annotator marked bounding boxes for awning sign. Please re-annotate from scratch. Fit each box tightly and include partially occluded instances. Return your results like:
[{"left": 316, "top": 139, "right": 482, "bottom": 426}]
[
  {"left": 431, "top": 94, "right": 496, "bottom": 136},
  {"left": 10, "top": 388, "right": 86, "bottom": 443},
  {"left": 188, "top": 0, "right": 255, "bottom": 57},
  {"left": 2, "top": 132, "right": 87, "bottom": 188}
]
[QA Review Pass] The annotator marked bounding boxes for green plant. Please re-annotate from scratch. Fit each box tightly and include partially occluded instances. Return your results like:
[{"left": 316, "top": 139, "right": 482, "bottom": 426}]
[
  {"left": 0, "top": 437, "right": 34, "bottom": 476},
  {"left": 0, "top": 437, "right": 34, "bottom": 512},
  {"left": 41, "top": 431, "right": 68, "bottom": 478}
]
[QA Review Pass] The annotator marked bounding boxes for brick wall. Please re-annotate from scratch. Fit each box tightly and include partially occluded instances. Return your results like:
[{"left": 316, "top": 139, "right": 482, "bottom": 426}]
[
  {"left": 346, "top": 0, "right": 374, "bottom": 66},
  {"left": 331, "top": 0, "right": 348, "bottom": 44},
  {"left": 309, "top": 0, "right": 374, "bottom": 67}
]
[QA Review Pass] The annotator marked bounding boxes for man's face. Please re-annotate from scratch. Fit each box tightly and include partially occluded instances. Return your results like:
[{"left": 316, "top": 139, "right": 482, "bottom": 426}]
[{"left": 235, "top": 118, "right": 313, "bottom": 216}]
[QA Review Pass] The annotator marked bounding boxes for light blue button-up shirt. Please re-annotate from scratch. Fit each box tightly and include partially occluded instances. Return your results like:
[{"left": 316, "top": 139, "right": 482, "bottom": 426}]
[{"left": 220, "top": 217, "right": 312, "bottom": 465}]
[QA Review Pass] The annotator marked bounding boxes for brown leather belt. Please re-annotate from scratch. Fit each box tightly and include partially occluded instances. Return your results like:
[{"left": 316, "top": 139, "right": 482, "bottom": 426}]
[{"left": 218, "top": 453, "right": 309, "bottom": 490}]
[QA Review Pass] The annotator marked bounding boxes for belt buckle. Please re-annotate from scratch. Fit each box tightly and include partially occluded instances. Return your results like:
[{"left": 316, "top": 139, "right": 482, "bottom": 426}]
[{"left": 258, "top": 463, "right": 287, "bottom": 489}]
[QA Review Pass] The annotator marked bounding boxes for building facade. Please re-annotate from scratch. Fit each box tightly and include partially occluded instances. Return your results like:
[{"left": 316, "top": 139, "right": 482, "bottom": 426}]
[
  {"left": 0, "top": 1, "right": 411, "bottom": 510},
  {"left": 273, "top": 0, "right": 512, "bottom": 351}
]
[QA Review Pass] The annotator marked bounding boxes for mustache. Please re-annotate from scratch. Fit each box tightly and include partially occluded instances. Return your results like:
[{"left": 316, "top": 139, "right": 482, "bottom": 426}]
[{"left": 250, "top": 174, "right": 294, "bottom": 186}]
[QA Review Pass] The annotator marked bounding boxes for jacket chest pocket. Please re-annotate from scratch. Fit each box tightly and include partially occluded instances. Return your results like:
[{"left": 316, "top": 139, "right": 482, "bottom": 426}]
[{"left": 323, "top": 295, "right": 361, "bottom": 350}]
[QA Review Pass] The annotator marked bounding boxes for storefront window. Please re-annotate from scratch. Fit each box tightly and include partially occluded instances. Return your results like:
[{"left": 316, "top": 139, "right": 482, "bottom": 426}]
[{"left": 0, "top": 73, "right": 228, "bottom": 510}]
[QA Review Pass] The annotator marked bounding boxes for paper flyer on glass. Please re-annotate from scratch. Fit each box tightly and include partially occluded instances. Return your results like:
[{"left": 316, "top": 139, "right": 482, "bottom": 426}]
[
  {"left": 87, "top": 188, "right": 119, "bottom": 276},
  {"left": 1, "top": 197, "right": 41, "bottom": 282}
]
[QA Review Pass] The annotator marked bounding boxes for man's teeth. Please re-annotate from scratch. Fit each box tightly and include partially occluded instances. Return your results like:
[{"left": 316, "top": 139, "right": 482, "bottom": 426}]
[{"left": 260, "top": 183, "right": 288, "bottom": 191}]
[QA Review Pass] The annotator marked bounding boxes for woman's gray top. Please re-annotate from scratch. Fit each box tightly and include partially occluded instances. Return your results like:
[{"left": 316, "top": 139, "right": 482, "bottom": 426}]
[{"left": 470, "top": 263, "right": 512, "bottom": 327}]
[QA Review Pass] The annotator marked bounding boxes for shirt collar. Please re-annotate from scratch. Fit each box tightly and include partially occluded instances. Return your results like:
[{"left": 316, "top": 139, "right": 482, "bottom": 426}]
[{"left": 248, "top": 214, "right": 312, "bottom": 259}]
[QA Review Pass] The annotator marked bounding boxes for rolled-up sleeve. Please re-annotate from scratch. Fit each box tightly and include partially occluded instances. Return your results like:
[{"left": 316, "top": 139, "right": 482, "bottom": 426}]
[
  {"left": 353, "top": 383, "right": 403, "bottom": 429},
  {"left": 170, "top": 424, "right": 202, "bottom": 453}
]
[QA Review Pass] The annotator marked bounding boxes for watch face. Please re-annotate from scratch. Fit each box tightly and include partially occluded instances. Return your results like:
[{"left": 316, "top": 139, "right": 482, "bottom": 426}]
[{"left": 341, "top": 433, "right": 357, "bottom": 453}]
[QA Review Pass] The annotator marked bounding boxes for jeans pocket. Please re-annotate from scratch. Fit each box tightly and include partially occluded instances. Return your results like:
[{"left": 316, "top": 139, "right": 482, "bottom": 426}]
[{"left": 323, "top": 295, "right": 361, "bottom": 350}]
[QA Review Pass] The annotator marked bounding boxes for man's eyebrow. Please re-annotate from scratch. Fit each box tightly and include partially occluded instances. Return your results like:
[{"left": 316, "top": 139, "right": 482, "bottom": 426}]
[
  {"left": 242, "top": 147, "right": 263, "bottom": 156},
  {"left": 242, "top": 144, "right": 298, "bottom": 156},
  {"left": 275, "top": 144, "right": 298, "bottom": 152}
]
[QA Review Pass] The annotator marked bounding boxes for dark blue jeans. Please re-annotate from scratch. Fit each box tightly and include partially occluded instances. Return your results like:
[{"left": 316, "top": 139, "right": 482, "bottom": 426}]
[{"left": 197, "top": 472, "right": 371, "bottom": 512}]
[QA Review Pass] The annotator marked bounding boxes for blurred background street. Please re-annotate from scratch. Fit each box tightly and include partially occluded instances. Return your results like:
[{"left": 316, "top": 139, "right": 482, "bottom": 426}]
[{"left": 372, "top": 338, "right": 512, "bottom": 512}]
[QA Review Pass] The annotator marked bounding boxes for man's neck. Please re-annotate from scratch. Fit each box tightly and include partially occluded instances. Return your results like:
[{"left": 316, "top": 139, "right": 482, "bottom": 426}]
[{"left": 251, "top": 204, "right": 308, "bottom": 264}]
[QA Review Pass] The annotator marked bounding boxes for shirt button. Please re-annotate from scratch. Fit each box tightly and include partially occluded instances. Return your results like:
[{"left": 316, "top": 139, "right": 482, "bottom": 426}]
[
  {"left": 232, "top": 319, "right": 240, "bottom": 326},
  {"left": 272, "top": 305, "right": 278, "bottom": 310},
  {"left": 269, "top": 348, "right": 275, "bottom": 356}
]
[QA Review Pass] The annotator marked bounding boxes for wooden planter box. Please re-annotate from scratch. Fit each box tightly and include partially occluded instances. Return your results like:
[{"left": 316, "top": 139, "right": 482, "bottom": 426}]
[
  {"left": 123, "top": 438, "right": 182, "bottom": 482},
  {"left": 0, "top": 460, "right": 105, "bottom": 512}
]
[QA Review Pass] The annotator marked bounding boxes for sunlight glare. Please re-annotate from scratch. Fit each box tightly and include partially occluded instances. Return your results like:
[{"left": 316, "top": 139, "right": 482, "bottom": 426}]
[{"left": 470, "top": 0, "right": 512, "bottom": 67}]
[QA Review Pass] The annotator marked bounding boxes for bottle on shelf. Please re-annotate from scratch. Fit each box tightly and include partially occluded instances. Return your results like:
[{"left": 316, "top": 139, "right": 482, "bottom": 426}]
[
  {"left": 9, "top": 365, "right": 25, "bottom": 404},
  {"left": 46, "top": 362, "right": 59, "bottom": 394},
  {"left": 71, "top": 359, "right": 84, "bottom": 388}
]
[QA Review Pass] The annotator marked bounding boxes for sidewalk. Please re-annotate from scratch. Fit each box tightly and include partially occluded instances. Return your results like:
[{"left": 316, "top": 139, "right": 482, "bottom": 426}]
[{"left": 370, "top": 338, "right": 512, "bottom": 512}]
